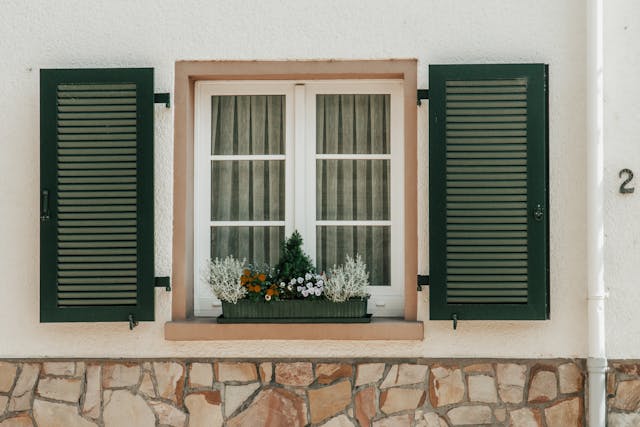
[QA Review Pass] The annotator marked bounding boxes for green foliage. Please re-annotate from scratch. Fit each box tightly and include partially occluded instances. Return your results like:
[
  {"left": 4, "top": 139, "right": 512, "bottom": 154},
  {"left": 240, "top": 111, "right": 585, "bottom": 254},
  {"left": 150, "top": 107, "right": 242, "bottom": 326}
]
[{"left": 273, "top": 231, "right": 315, "bottom": 282}]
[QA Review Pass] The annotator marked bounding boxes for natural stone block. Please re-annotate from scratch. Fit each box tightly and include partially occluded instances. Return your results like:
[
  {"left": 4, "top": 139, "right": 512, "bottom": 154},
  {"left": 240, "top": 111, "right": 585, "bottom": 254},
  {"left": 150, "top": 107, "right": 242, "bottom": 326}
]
[
  {"left": 355, "top": 387, "right": 376, "bottom": 427},
  {"left": 381, "top": 363, "right": 428, "bottom": 388},
  {"left": 611, "top": 379, "right": 640, "bottom": 411},
  {"left": 609, "top": 412, "right": 640, "bottom": 427},
  {"left": 613, "top": 363, "right": 640, "bottom": 376},
  {"left": 544, "top": 397, "right": 583, "bottom": 427},
  {"left": 76, "top": 363, "right": 85, "bottom": 377},
  {"left": 153, "top": 362, "right": 185, "bottom": 405},
  {"left": 494, "top": 408, "right": 506, "bottom": 423},
  {"left": 83, "top": 365, "right": 101, "bottom": 419},
  {"left": 227, "top": 388, "right": 307, "bottom": 427},
  {"left": 528, "top": 370, "right": 557, "bottom": 403},
  {"left": 447, "top": 405, "right": 492, "bottom": 425},
  {"left": 0, "top": 395, "right": 8, "bottom": 414},
  {"left": 275, "top": 362, "right": 314, "bottom": 387},
  {"left": 189, "top": 363, "right": 213, "bottom": 388},
  {"left": 0, "top": 362, "right": 17, "bottom": 392},
  {"left": 0, "top": 414, "right": 34, "bottom": 427},
  {"left": 496, "top": 363, "right": 527, "bottom": 404},
  {"left": 429, "top": 365, "right": 464, "bottom": 407},
  {"left": 215, "top": 362, "right": 257, "bottom": 382},
  {"left": 37, "top": 377, "right": 82, "bottom": 403},
  {"left": 33, "top": 399, "right": 96, "bottom": 427},
  {"left": 102, "top": 363, "right": 140, "bottom": 388},
  {"left": 380, "top": 387, "right": 426, "bottom": 414},
  {"left": 468, "top": 375, "right": 497, "bottom": 403},
  {"left": 608, "top": 371, "right": 617, "bottom": 396},
  {"left": 558, "top": 363, "right": 583, "bottom": 394},
  {"left": 43, "top": 362, "right": 76, "bottom": 376},
  {"left": 103, "top": 389, "right": 155, "bottom": 427},
  {"left": 308, "top": 380, "right": 352, "bottom": 424},
  {"left": 224, "top": 382, "right": 260, "bottom": 417},
  {"left": 9, "top": 363, "right": 40, "bottom": 411},
  {"left": 185, "top": 391, "right": 222, "bottom": 427},
  {"left": 319, "top": 414, "right": 356, "bottom": 427},
  {"left": 316, "top": 363, "right": 353, "bottom": 385},
  {"left": 356, "top": 363, "right": 386, "bottom": 386},
  {"left": 259, "top": 362, "right": 273, "bottom": 383},
  {"left": 148, "top": 400, "right": 187, "bottom": 427},
  {"left": 510, "top": 407, "right": 543, "bottom": 427},
  {"left": 463, "top": 363, "right": 493, "bottom": 374},
  {"left": 423, "top": 412, "right": 448, "bottom": 427},
  {"left": 139, "top": 371, "right": 156, "bottom": 398},
  {"left": 372, "top": 414, "right": 412, "bottom": 427}
]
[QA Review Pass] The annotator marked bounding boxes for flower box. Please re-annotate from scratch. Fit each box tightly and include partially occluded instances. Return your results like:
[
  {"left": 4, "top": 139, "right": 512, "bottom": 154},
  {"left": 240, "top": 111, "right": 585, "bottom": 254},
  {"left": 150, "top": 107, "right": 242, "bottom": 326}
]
[{"left": 217, "top": 298, "right": 370, "bottom": 323}]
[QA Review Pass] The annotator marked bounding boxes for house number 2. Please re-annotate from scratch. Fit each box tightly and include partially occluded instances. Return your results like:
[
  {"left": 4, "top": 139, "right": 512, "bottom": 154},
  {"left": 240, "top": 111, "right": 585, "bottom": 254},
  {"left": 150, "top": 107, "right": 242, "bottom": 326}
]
[{"left": 619, "top": 169, "right": 635, "bottom": 194}]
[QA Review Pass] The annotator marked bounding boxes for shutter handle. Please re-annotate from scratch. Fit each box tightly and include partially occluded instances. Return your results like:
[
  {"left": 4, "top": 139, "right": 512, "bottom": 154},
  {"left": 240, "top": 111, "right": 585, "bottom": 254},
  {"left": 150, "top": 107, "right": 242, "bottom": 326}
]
[
  {"left": 533, "top": 204, "right": 544, "bottom": 222},
  {"left": 40, "top": 190, "right": 50, "bottom": 221}
]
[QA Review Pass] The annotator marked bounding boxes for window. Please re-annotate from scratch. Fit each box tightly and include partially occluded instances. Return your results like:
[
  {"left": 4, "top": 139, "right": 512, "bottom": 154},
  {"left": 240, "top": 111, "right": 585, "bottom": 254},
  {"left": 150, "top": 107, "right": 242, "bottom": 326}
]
[{"left": 193, "top": 80, "right": 404, "bottom": 317}]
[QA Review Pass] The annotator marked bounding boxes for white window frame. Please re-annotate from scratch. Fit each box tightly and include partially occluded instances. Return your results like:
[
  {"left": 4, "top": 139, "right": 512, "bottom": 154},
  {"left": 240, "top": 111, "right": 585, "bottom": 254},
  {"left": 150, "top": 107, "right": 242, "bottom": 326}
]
[{"left": 194, "top": 80, "right": 404, "bottom": 317}]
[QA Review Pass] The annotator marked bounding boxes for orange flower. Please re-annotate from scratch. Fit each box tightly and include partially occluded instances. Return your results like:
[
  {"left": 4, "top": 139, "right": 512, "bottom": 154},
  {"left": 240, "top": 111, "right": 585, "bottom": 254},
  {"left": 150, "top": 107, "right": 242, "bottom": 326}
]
[
  {"left": 243, "top": 269, "right": 251, "bottom": 276},
  {"left": 258, "top": 273, "right": 267, "bottom": 282},
  {"left": 266, "top": 288, "right": 275, "bottom": 296}
]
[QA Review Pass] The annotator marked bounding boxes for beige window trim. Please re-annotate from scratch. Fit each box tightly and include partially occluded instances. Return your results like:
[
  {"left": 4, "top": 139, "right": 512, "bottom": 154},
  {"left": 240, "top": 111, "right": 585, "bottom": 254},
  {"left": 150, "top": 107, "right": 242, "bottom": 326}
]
[{"left": 169, "top": 60, "right": 421, "bottom": 341}]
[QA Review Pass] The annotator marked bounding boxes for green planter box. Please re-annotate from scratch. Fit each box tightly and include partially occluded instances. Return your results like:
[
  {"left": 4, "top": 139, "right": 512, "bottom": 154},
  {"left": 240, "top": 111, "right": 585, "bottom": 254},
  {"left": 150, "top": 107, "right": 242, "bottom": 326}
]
[{"left": 218, "top": 298, "right": 370, "bottom": 323}]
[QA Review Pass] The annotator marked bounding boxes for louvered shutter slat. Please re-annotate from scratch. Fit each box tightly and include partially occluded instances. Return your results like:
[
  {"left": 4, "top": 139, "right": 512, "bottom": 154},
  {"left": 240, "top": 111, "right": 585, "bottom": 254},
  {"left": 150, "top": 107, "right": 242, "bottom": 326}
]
[
  {"left": 429, "top": 64, "right": 549, "bottom": 321},
  {"left": 41, "top": 68, "right": 154, "bottom": 322}
]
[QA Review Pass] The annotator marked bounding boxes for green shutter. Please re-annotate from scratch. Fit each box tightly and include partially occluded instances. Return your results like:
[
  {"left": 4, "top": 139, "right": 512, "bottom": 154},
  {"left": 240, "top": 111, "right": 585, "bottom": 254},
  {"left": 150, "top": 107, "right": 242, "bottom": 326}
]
[
  {"left": 429, "top": 64, "right": 549, "bottom": 321},
  {"left": 40, "top": 68, "right": 154, "bottom": 322}
]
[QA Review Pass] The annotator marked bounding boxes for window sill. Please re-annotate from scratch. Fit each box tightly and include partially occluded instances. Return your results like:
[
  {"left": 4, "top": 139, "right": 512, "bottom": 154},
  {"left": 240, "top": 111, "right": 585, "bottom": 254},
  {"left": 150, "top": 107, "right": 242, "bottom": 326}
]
[{"left": 164, "top": 318, "right": 423, "bottom": 341}]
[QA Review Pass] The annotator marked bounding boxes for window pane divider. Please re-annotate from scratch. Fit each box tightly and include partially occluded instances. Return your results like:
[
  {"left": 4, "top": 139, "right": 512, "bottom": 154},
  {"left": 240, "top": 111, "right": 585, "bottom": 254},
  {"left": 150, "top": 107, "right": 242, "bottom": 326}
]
[
  {"left": 210, "top": 154, "right": 285, "bottom": 161},
  {"left": 210, "top": 221, "right": 286, "bottom": 227},
  {"left": 315, "top": 154, "right": 391, "bottom": 160},
  {"left": 315, "top": 220, "right": 391, "bottom": 226}
]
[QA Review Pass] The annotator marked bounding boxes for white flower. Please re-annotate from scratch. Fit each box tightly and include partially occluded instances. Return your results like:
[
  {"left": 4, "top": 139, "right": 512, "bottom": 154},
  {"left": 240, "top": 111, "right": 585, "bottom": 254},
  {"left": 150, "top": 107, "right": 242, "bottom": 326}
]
[
  {"left": 297, "top": 286, "right": 303, "bottom": 292},
  {"left": 297, "top": 277, "right": 304, "bottom": 284},
  {"left": 290, "top": 278, "right": 297, "bottom": 285},
  {"left": 315, "top": 288, "right": 322, "bottom": 296},
  {"left": 306, "top": 282, "right": 313, "bottom": 289},
  {"left": 317, "top": 279, "right": 324, "bottom": 286},
  {"left": 302, "top": 290, "right": 309, "bottom": 297},
  {"left": 265, "top": 294, "right": 271, "bottom": 301},
  {"left": 305, "top": 273, "right": 312, "bottom": 280},
  {"left": 280, "top": 282, "right": 286, "bottom": 287},
  {"left": 287, "top": 284, "right": 293, "bottom": 291}
]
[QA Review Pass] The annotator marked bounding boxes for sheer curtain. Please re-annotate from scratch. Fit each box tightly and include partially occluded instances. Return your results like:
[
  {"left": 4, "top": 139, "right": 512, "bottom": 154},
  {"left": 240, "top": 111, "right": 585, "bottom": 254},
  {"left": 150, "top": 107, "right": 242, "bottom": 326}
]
[
  {"left": 210, "top": 95, "right": 285, "bottom": 267},
  {"left": 315, "top": 94, "right": 391, "bottom": 286}
]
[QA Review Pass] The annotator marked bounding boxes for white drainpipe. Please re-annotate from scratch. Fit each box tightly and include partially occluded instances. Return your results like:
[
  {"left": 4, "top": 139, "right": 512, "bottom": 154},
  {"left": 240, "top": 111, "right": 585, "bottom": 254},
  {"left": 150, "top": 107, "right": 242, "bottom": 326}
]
[{"left": 587, "top": 0, "right": 606, "bottom": 425}]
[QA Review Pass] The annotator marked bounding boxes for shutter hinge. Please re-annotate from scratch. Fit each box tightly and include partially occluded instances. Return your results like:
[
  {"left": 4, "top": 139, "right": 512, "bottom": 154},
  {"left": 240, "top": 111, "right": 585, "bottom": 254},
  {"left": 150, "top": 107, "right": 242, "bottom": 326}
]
[
  {"left": 128, "top": 314, "right": 138, "bottom": 330},
  {"left": 154, "top": 93, "right": 170, "bottom": 108},
  {"left": 417, "top": 275, "right": 430, "bottom": 291},
  {"left": 155, "top": 276, "right": 171, "bottom": 292},
  {"left": 417, "top": 89, "right": 429, "bottom": 106}
]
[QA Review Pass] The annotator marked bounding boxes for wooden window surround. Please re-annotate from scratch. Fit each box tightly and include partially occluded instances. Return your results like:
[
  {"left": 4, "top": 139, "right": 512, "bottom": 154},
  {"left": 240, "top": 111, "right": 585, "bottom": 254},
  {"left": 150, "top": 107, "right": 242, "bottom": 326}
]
[{"left": 166, "top": 60, "right": 423, "bottom": 340}]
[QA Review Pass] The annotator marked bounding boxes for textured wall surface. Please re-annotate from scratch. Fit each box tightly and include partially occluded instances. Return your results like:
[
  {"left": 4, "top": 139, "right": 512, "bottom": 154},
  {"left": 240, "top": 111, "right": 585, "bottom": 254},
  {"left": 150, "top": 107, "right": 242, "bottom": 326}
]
[
  {"left": 0, "top": 358, "right": 586, "bottom": 427},
  {"left": 0, "top": 0, "right": 592, "bottom": 358},
  {"left": 603, "top": 1, "right": 640, "bottom": 358}
]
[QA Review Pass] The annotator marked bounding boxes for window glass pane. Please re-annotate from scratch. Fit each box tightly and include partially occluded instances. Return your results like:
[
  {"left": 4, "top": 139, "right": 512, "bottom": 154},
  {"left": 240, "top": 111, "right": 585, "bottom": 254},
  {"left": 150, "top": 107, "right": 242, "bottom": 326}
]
[
  {"left": 316, "top": 159, "right": 389, "bottom": 221},
  {"left": 316, "top": 94, "right": 390, "bottom": 154},
  {"left": 211, "top": 226, "right": 284, "bottom": 267},
  {"left": 316, "top": 226, "right": 390, "bottom": 286},
  {"left": 211, "top": 95, "right": 285, "bottom": 155},
  {"left": 211, "top": 160, "right": 285, "bottom": 221}
]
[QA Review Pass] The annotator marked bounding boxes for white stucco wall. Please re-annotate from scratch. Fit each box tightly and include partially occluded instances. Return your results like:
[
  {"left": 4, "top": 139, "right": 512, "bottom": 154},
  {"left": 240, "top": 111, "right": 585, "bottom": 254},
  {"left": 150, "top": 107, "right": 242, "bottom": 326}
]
[
  {"left": 604, "top": 0, "right": 640, "bottom": 358},
  {"left": 0, "top": 0, "right": 593, "bottom": 358}
]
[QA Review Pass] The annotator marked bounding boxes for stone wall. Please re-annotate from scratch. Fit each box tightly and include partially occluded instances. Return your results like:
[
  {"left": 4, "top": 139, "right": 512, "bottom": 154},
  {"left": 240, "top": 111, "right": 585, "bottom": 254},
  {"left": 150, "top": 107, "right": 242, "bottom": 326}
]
[
  {"left": 0, "top": 359, "right": 585, "bottom": 426},
  {"left": 607, "top": 361, "right": 640, "bottom": 426}
]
